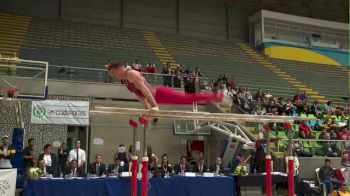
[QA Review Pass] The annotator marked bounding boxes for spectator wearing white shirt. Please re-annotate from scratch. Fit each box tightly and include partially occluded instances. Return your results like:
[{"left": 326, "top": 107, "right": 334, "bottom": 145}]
[
  {"left": 132, "top": 59, "right": 142, "bottom": 72},
  {"left": 264, "top": 91, "right": 273, "bottom": 99},
  {"left": 124, "top": 61, "right": 131, "bottom": 69},
  {"left": 68, "top": 140, "right": 86, "bottom": 169},
  {"left": 38, "top": 144, "right": 58, "bottom": 177}
]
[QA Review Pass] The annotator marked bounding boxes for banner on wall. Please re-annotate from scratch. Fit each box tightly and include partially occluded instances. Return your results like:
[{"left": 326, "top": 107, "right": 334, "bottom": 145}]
[
  {"left": 0, "top": 169, "right": 17, "bottom": 196},
  {"left": 31, "top": 100, "right": 89, "bottom": 125}
]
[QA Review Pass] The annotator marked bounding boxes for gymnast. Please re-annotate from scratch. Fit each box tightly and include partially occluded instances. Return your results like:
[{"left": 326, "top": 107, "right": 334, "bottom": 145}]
[{"left": 107, "top": 61, "right": 227, "bottom": 116}]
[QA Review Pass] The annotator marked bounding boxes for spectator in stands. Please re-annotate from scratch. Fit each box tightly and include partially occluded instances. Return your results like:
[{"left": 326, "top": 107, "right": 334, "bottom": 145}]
[
  {"left": 330, "top": 130, "right": 338, "bottom": 140},
  {"left": 264, "top": 91, "right": 273, "bottom": 99},
  {"left": 314, "top": 120, "right": 323, "bottom": 131},
  {"left": 57, "top": 143, "right": 68, "bottom": 176},
  {"left": 299, "top": 121, "right": 315, "bottom": 139},
  {"left": 173, "top": 155, "right": 191, "bottom": 174},
  {"left": 88, "top": 154, "right": 107, "bottom": 177},
  {"left": 294, "top": 99, "right": 307, "bottom": 114},
  {"left": 124, "top": 61, "right": 131, "bottom": 69},
  {"left": 158, "top": 154, "right": 172, "bottom": 174},
  {"left": 37, "top": 159, "right": 53, "bottom": 177},
  {"left": 255, "top": 88, "right": 264, "bottom": 103},
  {"left": 269, "top": 121, "right": 284, "bottom": 133},
  {"left": 68, "top": 139, "right": 86, "bottom": 169},
  {"left": 132, "top": 59, "right": 142, "bottom": 72},
  {"left": 308, "top": 100, "right": 321, "bottom": 117},
  {"left": 38, "top": 144, "right": 58, "bottom": 177},
  {"left": 299, "top": 92, "right": 308, "bottom": 103},
  {"left": 195, "top": 67, "right": 204, "bottom": 78},
  {"left": 228, "top": 75, "right": 237, "bottom": 90},
  {"left": 323, "top": 101, "right": 334, "bottom": 114},
  {"left": 329, "top": 117, "right": 341, "bottom": 132},
  {"left": 108, "top": 157, "right": 128, "bottom": 176},
  {"left": 0, "top": 135, "right": 16, "bottom": 169},
  {"left": 23, "top": 138, "right": 36, "bottom": 169},
  {"left": 162, "top": 62, "right": 172, "bottom": 87},
  {"left": 285, "top": 99, "right": 294, "bottom": 115},
  {"left": 319, "top": 159, "right": 340, "bottom": 194},
  {"left": 185, "top": 69, "right": 197, "bottom": 93},
  {"left": 293, "top": 91, "right": 301, "bottom": 103},
  {"left": 193, "top": 157, "right": 208, "bottom": 174},
  {"left": 145, "top": 60, "right": 157, "bottom": 73},
  {"left": 293, "top": 143, "right": 312, "bottom": 157},
  {"left": 209, "top": 157, "right": 224, "bottom": 175},
  {"left": 276, "top": 97, "right": 286, "bottom": 115},
  {"left": 265, "top": 99, "right": 277, "bottom": 114},
  {"left": 334, "top": 105, "right": 345, "bottom": 117},
  {"left": 323, "top": 116, "right": 334, "bottom": 132},
  {"left": 338, "top": 128, "right": 350, "bottom": 140},
  {"left": 65, "top": 159, "right": 85, "bottom": 178},
  {"left": 241, "top": 94, "right": 253, "bottom": 113},
  {"left": 173, "top": 66, "right": 182, "bottom": 88},
  {"left": 319, "top": 131, "right": 330, "bottom": 140},
  {"left": 104, "top": 59, "right": 112, "bottom": 83}
]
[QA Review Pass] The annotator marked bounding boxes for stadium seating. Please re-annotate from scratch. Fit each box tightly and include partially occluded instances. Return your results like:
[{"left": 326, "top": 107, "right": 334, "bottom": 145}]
[
  {"left": 0, "top": 12, "right": 347, "bottom": 104},
  {"left": 268, "top": 58, "right": 349, "bottom": 105},
  {"left": 156, "top": 32, "right": 298, "bottom": 98}
]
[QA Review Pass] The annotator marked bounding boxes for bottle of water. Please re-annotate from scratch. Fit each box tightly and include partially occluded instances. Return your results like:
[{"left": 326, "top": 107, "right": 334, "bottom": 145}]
[{"left": 60, "top": 172, "right": 63, "bottom": 178}]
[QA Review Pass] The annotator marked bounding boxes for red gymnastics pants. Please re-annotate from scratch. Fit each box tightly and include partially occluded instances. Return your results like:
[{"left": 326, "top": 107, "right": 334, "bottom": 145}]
[{"left": 154, "top": 87, "right": 223, "bottom": 105}]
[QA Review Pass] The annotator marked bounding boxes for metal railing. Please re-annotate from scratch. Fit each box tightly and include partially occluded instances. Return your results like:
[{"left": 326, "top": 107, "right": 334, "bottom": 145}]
[
  {"left": 48, "top": 64, "right": 209, "bottom": 89},
  {"left": 277, "top": 138, "right": 350, "bottom": 157}
]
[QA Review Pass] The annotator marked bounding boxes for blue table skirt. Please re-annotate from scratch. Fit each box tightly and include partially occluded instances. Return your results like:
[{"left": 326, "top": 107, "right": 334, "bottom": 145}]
[{"left": 23, "top": 176, "right": 236, "bottom": 196}]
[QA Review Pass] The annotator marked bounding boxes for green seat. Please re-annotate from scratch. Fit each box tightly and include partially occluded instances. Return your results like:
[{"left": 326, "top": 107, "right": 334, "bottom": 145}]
[
  {"left": 278, "top": 131, "right": 288, "bottom": 140},
  {"left": 293, "top": 124, "right": 299, "bottom": 131},
  {"left": 278, "top": 140, "right": 287, "bottom": 148},
  {"left": 314, "top": 132, "right": 321, "bottom": 139},
  {"left": 308, "top": 114, "right": 315, "bottom": 118},
  {"left": 300, "top": 114, "right": 308, "bottom": 118},
  {"left": 303, "top": 141, "right": 312, "bottom": 148},
  {"left": 269, "top": 132, "right": 277, "bottom": 138},
  {"left": 303, "top": 147, "right": 311, "bottom": 153}
]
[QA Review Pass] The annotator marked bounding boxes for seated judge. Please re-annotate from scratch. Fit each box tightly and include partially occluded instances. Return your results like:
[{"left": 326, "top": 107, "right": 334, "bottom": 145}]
[
  {"left": 193, "top": 157, "right": 208, "bottom": 174},
  {"left": 173, "top": 155, "right": 191, "bottom": 174},
  {"left": 158, "top": 154, "right": 172, "bottom": 173},
  {"left": 107, "top": 157, "right": 128, "bottom": 176},
  {"left": 88, "top": 154, "right": 107, "bottom": 177},
  {"left": 38, "top": 144, "right": 58, "bottom": 177},
  {"left": 148, "top": 158, "right": 157, "bottom": 176},
  {"left": 37, "top": 158, "right": 53, "bottom": 177},
  {"left": 209, "top": 157, "right": 224, "bottom": 175},
  {"left": 65, "top": 159, "right": 85, "bottom": 178}
]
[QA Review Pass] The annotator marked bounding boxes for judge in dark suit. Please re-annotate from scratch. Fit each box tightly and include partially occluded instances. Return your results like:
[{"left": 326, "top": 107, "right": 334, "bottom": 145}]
[
  {"left": 173, "top": 155, "right": 192, "bottom": 174},
  {"left": 65, "top": 159, "right": 85, "bottom": 177},
  {"left": 107, "top": 158, "right": 128, "bottom": 176},
  {"left": 38, "top": 144, "right": 58, "bottom": 177},
  {"left": 192, "top": 157, "right": 208, "bottom": 174},
  {"left": 209, "top": 157, "right": 224, "bottom": 175},
  {"left": 88, "top": 154, "right": 107, "bottom": 177},
  {"left": 37, "top": 159, "right": 54, "bottom": 177}
]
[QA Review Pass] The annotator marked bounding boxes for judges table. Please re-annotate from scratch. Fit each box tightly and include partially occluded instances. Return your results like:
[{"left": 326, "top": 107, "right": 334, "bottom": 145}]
[{"left": 23, "top": 176, "right": 236, "bottom": 196}]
